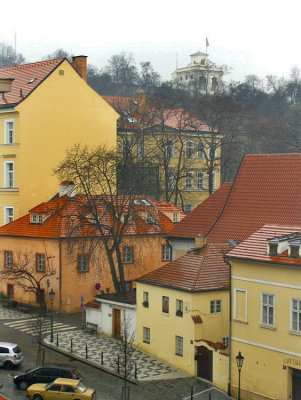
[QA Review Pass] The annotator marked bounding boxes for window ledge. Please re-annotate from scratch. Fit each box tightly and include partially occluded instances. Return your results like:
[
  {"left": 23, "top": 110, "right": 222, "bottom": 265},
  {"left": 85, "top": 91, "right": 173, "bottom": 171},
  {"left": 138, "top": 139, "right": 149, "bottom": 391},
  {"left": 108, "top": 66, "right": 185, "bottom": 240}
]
[
  {"left": 233, "top": 319, "right": 248, "bottom": 324},
  {"left": 0, "top": 188, "right": 19, "bottom": 192},
  {"left": 161, "top": 312, "right": 170, "bottom": 317},
  {"left": 259, "top": 324, "right": 276, "bottom": 331},
  {"left": 288, "top": 330, "right": 301, "bottom": 336},
  {"left": 0, "top": 143, "right": 19, "bottom": 146}
]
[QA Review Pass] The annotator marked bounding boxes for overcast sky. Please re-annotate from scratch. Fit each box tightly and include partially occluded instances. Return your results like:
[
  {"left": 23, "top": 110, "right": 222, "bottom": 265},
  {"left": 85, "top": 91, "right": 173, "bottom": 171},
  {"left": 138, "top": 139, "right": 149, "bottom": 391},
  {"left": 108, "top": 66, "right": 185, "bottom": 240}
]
[{"left": 1, "top": 0, "right": 300, "bottom": 83}]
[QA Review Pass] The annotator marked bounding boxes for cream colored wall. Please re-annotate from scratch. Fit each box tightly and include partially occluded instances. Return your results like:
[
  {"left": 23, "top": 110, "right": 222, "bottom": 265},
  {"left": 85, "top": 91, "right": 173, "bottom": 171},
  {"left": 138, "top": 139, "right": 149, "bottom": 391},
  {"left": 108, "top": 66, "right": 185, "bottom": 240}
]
[
  {"left": 136, "top": 282, "right": 229, "bottom": 380},
  {"left": 0, "top": 60, "right": 118, "bottom": 221},
  {"left": 0, "top": 236, "right": 60, "bottom": 309},
  {"left": 231, "top": 259, "right": 301, "bottom": 400}
]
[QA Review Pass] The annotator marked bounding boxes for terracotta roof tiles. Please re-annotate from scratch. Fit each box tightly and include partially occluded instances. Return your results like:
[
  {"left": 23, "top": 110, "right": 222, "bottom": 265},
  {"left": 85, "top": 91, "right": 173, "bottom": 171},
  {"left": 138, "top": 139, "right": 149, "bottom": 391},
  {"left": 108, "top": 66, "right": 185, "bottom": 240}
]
[{"left": 0, "top": 58, "right": 64, "bottom": 106}]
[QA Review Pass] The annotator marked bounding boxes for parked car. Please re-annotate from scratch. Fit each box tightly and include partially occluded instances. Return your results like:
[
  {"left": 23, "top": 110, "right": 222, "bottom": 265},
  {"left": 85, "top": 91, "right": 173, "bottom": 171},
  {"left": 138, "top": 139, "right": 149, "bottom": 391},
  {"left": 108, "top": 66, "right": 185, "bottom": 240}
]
[
  {"left": 27, "top": 378, "right": 96, "bottom": 400},
  {"left": 0, "top": 342, "right": 23, "bottom": 370},
  {"left": 14, "top": 363, "right": 82, "bottom": 390}
]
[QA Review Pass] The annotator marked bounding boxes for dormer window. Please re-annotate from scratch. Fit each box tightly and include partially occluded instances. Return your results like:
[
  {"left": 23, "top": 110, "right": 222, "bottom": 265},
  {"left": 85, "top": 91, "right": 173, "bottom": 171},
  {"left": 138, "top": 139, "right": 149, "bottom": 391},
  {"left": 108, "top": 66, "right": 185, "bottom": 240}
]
[
  {"left": 31, "top": 214, "right": 44, "bottom": 224},
  {"left": 268, "top": 243, "right": 278, "bottom": 256},
  {"left": 289, "top": 245, "right": 300, "bottom": 258},
  {"left": 173, "top": 212, "right": 179, "bottom": 223},
  {"left": 146, "top": 213, "right": 154, "bottom": 224}
]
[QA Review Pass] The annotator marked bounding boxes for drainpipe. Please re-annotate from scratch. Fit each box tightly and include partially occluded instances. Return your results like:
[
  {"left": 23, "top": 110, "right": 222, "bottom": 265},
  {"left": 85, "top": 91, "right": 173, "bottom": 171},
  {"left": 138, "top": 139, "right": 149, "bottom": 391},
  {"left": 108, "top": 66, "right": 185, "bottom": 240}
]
[
  {"left": 228, "top": 258, "right": 232, "bottom": 396},
  {"left": 59, "top": 239, "right": 62, "bottom": 313}
]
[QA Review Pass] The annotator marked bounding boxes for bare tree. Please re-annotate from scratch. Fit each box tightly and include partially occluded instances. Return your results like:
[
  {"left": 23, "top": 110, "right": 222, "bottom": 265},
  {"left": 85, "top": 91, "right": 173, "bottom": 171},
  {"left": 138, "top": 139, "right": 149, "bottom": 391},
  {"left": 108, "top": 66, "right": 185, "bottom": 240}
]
[
  {"left": 106, "top": 52, "right": 139, "bottom": 86},
  {"left": 0, "top": 42, "right": 25, "bottom": 67}
]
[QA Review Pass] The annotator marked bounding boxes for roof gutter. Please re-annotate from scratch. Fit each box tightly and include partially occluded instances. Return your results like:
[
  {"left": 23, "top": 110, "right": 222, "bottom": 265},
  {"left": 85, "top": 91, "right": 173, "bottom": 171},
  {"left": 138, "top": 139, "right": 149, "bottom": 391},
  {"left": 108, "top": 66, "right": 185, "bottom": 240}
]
[{"left": 0, "top": 104, "right": 17, "bottom": 112}]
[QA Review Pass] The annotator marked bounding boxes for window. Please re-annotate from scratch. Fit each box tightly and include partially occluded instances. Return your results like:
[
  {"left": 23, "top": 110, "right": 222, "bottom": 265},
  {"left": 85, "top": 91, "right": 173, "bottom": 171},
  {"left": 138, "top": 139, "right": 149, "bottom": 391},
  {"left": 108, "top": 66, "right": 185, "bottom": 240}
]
[
  {"left": 4, "top": 119, "right": 14, "bottom": 144},
  {"left": 146, "top": 213, "right": 155, "bottom": 224},
  {"left": 123, "top": 246, "right": 133, "bottom": 264},
  {"left": 291, "top": 298, "right": 301, "bottom": 332},
  {"left": 167, "top": 169, "right": 175, "bottom": 191},
  {"left": 176, "top": 299, "right": 183, "bottom": 317},
  {"left": 7, "top": 284, "right": 14, "bottom": 298},
  {"left": 36, "top": 254, "right": 45, "bottom": 272},
  {"left": 173, "top": 212, "right": 179, "bottom": 223},
  {"left": 186, "top": 141, "right": 194, "bottom": 159},
  {"left": 222, "top": 336, "right": 229, "bottom": 347},
  {"left": 211, "top": 77, "right": 218, "bottom": 91},
  {"left": 199, "top": 76, "right": 207, "bottom": 90},
  {"left": 4, "top": 206, "right": 14, "bottom": 224},
  {"left": 30, "top": 214, "right": 43, "bottom": 224},
  {"left": 261, "top": 293, "right": 275, "bottom": 326},
  {"left": 122, "top": 138, "right": 132, "bottom": 158},
  {"left": 269, "top": 243, "right": 278, "bottom": 256},
  {"left": 165, "top": 140, "right": 174, "bottom": 158},
  {"left": 185, "top": 171, "right": 193, "bottom": 189},
  {"left": 175, "top": 336, "right": 183, "bottom": 356},
  {"left": 183, "top": 204, "right": 192, "bottom": 214},
  {"left": 196, "top": 142, "right": 205, "bottom": 159},
  {"left": 290, "top": 245, "right": 300, "bottom": 258},
  {"left": 201, "top": 59, "right": 205, "bottom": 65},
  {"left": 234, "top": 289, "right": 247, "bottom": 322},
  {"left": 143, "top": 291, "right": 149, "bottom": 308},
  {"left": 77, "top": 254, "right": 89, "bottom": 272},
  {"left": 162, "top": 245, "right": 172, "bottom": 261},
  {"left": 197, "top": 171, "right": 204, "bottom": 189},
  {"left": 143, "top": 327, "right": 150, "bottom": 343},
  {"left": 210, "top": 300, "right": 222, "bottom": 313},
  {"left": 4, "top": 161, "right": 14, "bottom": 188},
  {"left": 4, "top": 251, "right": 13, "bottom": 268},
  {"left": 162, "top": 296, "right": 169, "bottom": 313},
  {"left": 137, "top": 136, "right": 144, "bottom": 158}
]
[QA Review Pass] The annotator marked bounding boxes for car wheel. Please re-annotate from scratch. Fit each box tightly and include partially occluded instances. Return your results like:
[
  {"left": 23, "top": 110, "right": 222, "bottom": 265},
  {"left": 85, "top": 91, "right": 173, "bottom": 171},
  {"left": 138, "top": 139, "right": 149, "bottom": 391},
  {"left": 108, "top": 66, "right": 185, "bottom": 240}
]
[
  {"left": 3, "top": 361, "right": 14, "bottom": 370},
  {"left": 18, "top": 381, "right": 28, "bottom": 390},
  {"left": 33, "top": 395, "right": 43, "bottom": 400}
]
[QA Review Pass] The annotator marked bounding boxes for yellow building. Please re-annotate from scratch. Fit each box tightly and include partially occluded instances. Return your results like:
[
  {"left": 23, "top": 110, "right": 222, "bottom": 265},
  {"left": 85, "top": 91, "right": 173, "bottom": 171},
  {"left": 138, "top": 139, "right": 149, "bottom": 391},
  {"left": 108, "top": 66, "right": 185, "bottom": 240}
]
[
  {"left": 0, "top": 56, "right": 118, "bottom": 224},
  {"left": 102, "top": 95, "right": 222, "bottom": 212},
  {"left": 227, "top": 224, "right": 301, "bottom": 400},
  {"left": 136, "top": 242, "right": 231, "bottom": 390}
]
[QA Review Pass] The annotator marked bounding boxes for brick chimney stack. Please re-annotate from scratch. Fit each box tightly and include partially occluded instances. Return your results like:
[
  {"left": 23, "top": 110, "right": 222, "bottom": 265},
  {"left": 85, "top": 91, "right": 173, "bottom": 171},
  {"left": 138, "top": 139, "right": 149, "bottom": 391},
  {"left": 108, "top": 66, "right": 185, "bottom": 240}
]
[{"left": 71, "top": 56, "right": 88, "bottom": 82}]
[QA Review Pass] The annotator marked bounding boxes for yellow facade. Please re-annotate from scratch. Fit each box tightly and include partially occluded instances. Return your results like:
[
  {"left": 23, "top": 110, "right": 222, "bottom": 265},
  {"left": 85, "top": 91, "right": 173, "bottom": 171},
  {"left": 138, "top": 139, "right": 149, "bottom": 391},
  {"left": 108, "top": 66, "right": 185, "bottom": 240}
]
[
  {"left": 118, "top": 132, "right": 222, "bottom": 211},
  {"left": 231, "top": 259, "right": 301, "bottom": 400},
  {"left": 136, "top": 282, "right": 229, "bottom": 389},
  {"left": 0, "top": 60, "right": 118, "bottom": 224}
]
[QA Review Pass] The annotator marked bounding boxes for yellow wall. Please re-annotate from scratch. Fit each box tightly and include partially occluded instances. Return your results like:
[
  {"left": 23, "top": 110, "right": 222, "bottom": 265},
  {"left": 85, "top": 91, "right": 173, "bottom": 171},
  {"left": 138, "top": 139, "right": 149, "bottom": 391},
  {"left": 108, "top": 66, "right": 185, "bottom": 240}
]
[
  {"left": 0, "top": 60, "right": 118, "bottom": 223},
  {"left": 231, "top": 259, "right": 301, "bottom": 400},
  {"left": 136, "top": 282, "right": 229, "bottom": 385}
]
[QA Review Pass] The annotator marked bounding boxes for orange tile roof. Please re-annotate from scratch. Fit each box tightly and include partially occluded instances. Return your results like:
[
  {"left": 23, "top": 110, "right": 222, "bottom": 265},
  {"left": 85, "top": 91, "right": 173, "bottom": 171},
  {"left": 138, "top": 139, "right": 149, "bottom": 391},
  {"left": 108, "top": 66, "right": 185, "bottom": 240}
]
[
  {"left": 207, "top": 154, "right": 301, "bottom": 242},
  {"left": 0, "top": 194, "right": 182, "bottom": 239},
  {"left": 137, "top": 242, "right": 232, "bottom": 292},
  {"left": 168, "top": 183, "right": 232, "bottom": 238},
  {"left": 0, "top": 58, "right": 64, "bottom": 106},
  {"left": 226, "top": 224, "right": 301, "bottom": 266}
]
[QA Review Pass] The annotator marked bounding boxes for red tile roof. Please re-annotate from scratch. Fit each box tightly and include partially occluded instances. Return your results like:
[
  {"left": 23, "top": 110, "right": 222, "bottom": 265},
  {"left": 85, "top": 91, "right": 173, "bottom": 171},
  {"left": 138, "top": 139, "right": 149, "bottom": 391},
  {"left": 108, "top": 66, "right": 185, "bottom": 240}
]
[
  {"left": 207, "top": 154, "right": 301, "bottom": 242},
  {"left": 226, "top": 224, "right": 301, "bottom": 266},
  {"left": 0, "top": 194, "right": 183, "bottom": 239},
  {"left": 137, "top": 242, "right": 232, "bottom": 292},
  {"left": 0, "top": 58, "right": 64, "bottom": 106},
  {"left": 168, "top": 183, "right": 232, "bottom": 238}
]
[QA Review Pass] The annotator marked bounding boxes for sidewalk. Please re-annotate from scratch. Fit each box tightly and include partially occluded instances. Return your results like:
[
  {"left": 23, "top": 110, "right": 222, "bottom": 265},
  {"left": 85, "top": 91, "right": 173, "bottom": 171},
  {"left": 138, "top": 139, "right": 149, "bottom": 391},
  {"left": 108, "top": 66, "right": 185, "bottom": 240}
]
[{"left": 43, "top": 329, "right": 189, "bottom": 381}]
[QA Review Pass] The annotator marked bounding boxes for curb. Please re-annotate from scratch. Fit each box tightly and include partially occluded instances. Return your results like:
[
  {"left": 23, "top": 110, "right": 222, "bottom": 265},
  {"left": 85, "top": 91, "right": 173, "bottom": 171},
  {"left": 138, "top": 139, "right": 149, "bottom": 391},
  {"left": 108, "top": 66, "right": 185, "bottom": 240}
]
[{"left": 42, "top": 341, "right": 138, "bottom": 386}]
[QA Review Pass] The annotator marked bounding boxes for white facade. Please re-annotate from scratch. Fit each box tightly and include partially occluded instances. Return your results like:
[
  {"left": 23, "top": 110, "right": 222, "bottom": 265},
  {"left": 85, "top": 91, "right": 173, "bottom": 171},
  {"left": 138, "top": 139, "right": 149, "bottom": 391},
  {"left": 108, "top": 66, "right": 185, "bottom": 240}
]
[{"left": 172, "top": 52, "right": 223, "bottom": 95}]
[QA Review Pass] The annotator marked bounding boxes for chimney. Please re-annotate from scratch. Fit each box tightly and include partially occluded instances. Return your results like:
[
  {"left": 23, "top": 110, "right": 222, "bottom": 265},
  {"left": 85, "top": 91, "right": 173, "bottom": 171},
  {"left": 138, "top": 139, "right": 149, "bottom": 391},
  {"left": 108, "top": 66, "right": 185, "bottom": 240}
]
[
  {"left": 71, "top": 56, "right": 88, "bottom": 82},
  {"left": 137, "top": 94, "right": 147, "bottom": 114},
  {"left": 194, "top": 234, "right": 206, "bottom": 249},
  {"left": 0, "top": 78, "right": 14, "bottom": 94},
  {"left": 59, "top": 181, "right": 76, "bottom": 197}
]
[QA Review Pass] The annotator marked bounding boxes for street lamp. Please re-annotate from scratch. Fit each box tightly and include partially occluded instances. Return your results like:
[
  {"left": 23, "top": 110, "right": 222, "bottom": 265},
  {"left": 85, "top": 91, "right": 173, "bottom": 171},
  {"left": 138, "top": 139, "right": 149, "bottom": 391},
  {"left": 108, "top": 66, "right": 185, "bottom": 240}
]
[
  {"left": 236, "top": 351, "right": 244, "bottom": 400},
  {"left": 49, "top": 289, "right": 55, "bottom": 343}
]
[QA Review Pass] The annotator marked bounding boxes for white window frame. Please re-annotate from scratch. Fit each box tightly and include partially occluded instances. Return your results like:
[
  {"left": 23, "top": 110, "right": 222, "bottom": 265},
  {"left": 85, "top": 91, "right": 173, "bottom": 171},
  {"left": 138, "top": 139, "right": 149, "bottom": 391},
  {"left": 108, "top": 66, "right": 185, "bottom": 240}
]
[
  {"left": 165, "top": 140, "right": 174, "bottom": 158},
  {"left": 162, "top": 245, "right": 172, "bottom": 261},
  {"left": 173, "top": 212, "right": 179, "bottom": 223},
  {"left": 233, "top": 288, "right": 248, "bottom": 322},
  {"left": 185, "top": 141, "right": 194, "bottom": 159},
  {"left": 4, "top": 161, "right": 14, "bottom": 188},
  {"left": 261, "top": 293, "right": 275, "bottom": 326},
  {"left": 185, "top": 171, "right": 193, "bottom": 189},
  {"left": 4, "top": 206, "right": 14, "bottom": 224},
  {"left": 4, "top": 119, "right": 14, "bottom": 144},
  {"left": 175, "top": 336, "right": 183, "bottom": 356},
  {"left": 196, "top": 142, "right": 205, "bottom": 159},
  {"left": 123, "top": 246, "right": 133, "bottom": 264},
  {"left": 197, "top": 171, "right": 204, "bottom": 189},
  {"left": 291, "top": 297, "right": 301, "bottom": 332},
  {"left": 77, "top": 254, "right": 89, "bottom": 272},
  {"left": 143, "top": 327, "right": 150, "bottom": 343},
  {"left": 210, "top": 299, "right": 222, "bottom": 314},
  {"left": 4, "top": 251, "right": 13, "bottom": 268},
  {"left": 162, "top": 296, "right": 169, "bottom": 313},
  {"left": 176, "top": 299, "right": 183, "bottom": 317},
  {"left": 143, "top": 291, "right": 149, "bottom": 308},
  {"left": 36, "top": 254, "right": 45, "bottom": 272}
]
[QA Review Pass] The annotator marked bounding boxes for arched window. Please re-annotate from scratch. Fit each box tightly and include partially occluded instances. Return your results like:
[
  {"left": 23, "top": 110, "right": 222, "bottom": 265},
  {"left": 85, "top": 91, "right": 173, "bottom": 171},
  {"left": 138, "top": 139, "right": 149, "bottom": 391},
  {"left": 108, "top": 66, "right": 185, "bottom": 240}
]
[
  {"left": 199, "top": 76, "right": 207, "bottom": 90},
  {"left": 212, "top": 77, "right": 218, "bottom": 91}
]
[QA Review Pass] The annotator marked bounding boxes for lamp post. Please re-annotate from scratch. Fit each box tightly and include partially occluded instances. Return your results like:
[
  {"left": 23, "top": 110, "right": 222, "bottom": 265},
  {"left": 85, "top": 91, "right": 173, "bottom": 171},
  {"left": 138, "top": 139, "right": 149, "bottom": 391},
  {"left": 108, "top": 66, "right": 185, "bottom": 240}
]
[
  {"left": 49, "top": 289, "right": 55, "bottom": 343},
  {"left": 236, "top": 351, "right": 244, "bottom": 400}
]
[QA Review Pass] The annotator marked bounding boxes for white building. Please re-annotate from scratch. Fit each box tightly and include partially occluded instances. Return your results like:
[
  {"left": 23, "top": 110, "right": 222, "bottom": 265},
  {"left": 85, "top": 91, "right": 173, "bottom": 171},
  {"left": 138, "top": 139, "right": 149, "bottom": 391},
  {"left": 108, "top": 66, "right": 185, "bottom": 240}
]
[{"left": 172, "top": 52, "right": 223, "bottom": 95}]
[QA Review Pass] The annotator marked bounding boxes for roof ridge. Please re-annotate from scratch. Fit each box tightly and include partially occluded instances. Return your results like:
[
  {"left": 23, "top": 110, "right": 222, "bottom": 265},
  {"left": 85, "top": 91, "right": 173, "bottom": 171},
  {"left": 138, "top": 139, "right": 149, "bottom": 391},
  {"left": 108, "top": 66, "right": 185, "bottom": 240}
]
[
  {"left": 0, "top": 58, "right": 64, "bottom": 72},
  {"left": 192, "top": 245, "right": 208, "bottom": 291}
]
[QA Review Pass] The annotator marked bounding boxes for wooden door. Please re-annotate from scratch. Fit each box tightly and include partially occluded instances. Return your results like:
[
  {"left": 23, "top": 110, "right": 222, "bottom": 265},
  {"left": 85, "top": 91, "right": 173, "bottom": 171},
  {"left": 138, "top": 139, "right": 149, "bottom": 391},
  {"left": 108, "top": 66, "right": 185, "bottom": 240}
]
[
  {"left": 196, "top": 346, "right": 213, "bottom": 381},
  {"left": 113, "top": 309, "right": 121, "bottom": 338}
]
